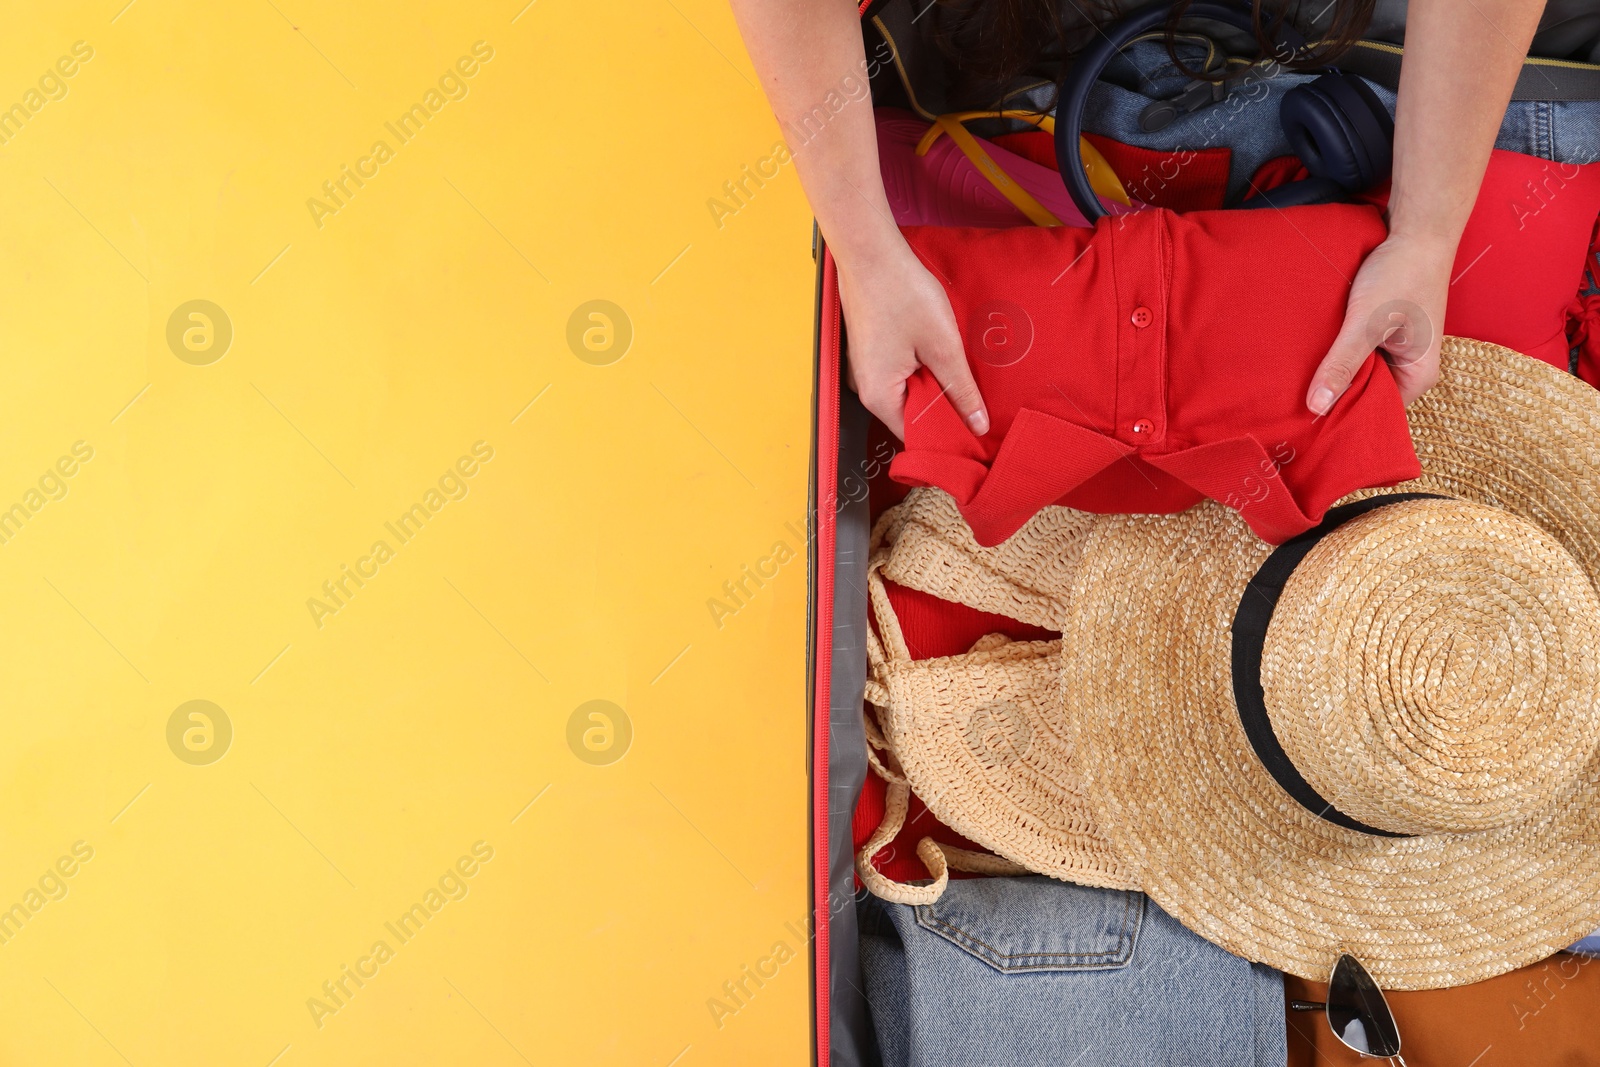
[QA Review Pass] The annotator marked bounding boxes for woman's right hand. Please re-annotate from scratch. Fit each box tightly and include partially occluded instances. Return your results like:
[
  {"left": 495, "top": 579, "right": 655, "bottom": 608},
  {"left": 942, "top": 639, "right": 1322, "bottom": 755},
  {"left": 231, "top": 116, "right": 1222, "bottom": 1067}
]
[{"left": 837, "top": 241, "right": 989, "bottom": 441}]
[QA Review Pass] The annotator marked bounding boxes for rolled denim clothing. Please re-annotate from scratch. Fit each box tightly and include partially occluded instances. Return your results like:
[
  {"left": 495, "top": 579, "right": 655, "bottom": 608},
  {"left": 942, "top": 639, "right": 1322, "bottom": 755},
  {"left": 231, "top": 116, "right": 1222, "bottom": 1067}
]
[
  {"left": 1075, "top": 40, "right": 1337, "bottom": 204},
  {"left": 894, "top": 0, "right": 1600, "bottom": 116},
  {"left": 860, "top": 875, "right": 1285, "bottom": 1067},
  {"left": 1010, "top": 40, "right": 1600, "bottom": 204}
]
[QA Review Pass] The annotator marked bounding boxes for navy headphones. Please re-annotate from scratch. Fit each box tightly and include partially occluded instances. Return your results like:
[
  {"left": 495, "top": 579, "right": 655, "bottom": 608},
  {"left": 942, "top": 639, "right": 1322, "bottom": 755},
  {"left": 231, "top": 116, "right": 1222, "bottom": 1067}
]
[{"left": 1053, "top": 0, "right": 1394, "bottom": 219}]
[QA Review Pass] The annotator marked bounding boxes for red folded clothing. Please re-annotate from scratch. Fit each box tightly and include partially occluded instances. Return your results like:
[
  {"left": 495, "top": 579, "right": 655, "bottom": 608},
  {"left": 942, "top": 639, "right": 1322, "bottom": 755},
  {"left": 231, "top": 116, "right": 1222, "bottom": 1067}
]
[
  {"left": 1432, "top": 151, "right": 1600, "bottom": 375},
  {"left": 1251, "top": 150, "right": 1600, "bottom": 377},
  {"left": 889, "top": 204, "right": 1422, "bottom": 547},
  {"left": 993, "top": 129, "right": 1233, "bottom": 213},
  {"left": 991, "top": 128, "right": 1600, "bottom": 380}
]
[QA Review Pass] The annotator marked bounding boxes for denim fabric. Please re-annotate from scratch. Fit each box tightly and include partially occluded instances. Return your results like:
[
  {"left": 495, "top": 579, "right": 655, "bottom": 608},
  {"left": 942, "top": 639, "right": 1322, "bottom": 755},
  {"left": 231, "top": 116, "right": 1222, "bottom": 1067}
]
[
  {"left": 1006, "top": 40, "right": 1600, "bottom": 204},
  {"left": 860, "top": 875, "right": 1285, "bottom": 1067},
  {"left": 1495, "top": 99, "right": 1600, "bottom": 166},
  {"left": 886, "top": 0, "right": 1599, "bottom": 116}
]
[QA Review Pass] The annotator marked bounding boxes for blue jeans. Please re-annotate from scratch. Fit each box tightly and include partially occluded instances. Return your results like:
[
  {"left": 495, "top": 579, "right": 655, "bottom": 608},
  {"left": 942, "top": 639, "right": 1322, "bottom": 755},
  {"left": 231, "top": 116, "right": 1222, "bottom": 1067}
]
[
  {"left": 1019, "top": 40, "right": 1600, "bottom": 204},
  {"left": 1494, "top": 99, "right": 1600, "bottom": 168},
  {"left": 859, "top": 875, "right": 1285, "bottom": 1067}
]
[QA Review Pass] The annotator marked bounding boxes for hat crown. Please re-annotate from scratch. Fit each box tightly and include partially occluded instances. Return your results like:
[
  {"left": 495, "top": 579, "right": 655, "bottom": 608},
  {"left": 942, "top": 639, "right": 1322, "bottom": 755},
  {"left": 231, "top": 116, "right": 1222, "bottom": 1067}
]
[{"left": 1261, "top": 500, "right": 1600, "bottom": 835}]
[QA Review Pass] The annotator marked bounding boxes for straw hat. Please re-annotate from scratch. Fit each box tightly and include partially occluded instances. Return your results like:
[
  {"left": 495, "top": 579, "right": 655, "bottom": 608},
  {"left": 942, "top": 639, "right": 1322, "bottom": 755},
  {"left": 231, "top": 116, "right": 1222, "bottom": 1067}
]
[{"left": 867, "top": 338, "right": 1600, "bottom": 988}]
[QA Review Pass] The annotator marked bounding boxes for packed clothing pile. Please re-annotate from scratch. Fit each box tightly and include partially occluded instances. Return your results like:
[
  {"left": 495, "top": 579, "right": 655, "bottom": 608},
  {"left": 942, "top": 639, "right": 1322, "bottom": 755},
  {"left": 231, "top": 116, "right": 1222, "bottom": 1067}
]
[{"left": 812, "top": 2, "right": 1600, "bottom": 1064}]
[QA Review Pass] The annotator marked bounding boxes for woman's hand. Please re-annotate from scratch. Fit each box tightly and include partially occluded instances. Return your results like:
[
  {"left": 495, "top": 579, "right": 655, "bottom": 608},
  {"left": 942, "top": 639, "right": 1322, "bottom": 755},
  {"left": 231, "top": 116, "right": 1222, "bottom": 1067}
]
[
  {"left": 1305, "top": 0, "right": 1546, "bottom": 414},
  {"left": 1306, "top": 230, "right": 1455, "bottom": 413},
  {"left": 728, "top": 0, "right": 987, "bottom": 439},
  {"left": 838, "top": 243, "right": 989, "bottom": 440}
]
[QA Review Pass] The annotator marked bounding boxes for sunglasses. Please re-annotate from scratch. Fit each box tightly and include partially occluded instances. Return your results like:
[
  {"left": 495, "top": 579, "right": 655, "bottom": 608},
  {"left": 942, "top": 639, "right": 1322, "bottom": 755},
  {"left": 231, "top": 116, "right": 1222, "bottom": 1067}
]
[{"left": 1289, "top": 954, "right": 1407, "bottom": 1064}]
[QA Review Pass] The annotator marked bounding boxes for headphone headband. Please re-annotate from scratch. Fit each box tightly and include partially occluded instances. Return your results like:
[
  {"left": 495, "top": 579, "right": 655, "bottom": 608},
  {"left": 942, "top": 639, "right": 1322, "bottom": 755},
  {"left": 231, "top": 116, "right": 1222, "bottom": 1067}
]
[{"left": 1054, "top": 1, "right": 1308, "bottom": 220}]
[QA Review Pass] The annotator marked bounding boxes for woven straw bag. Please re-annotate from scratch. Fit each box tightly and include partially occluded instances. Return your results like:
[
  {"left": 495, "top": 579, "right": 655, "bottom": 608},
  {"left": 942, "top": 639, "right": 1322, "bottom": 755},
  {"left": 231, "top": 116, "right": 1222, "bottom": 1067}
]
[{"left": 857, "top": 497, "right": 1136, "bottom": 904}]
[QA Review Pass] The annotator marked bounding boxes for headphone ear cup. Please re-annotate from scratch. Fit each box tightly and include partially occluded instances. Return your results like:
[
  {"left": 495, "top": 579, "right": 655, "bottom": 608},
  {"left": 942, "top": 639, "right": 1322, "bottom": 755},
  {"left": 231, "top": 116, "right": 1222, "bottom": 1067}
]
[
  {"left": 1280, "top": 76, "right": 1367, "bottom": 190},
  {"left": 1333, "top": 72, "right": 1395, "bottom": 177},
  {"left": 1280, "top": 72, "right": 1394, "bottom": 193}
]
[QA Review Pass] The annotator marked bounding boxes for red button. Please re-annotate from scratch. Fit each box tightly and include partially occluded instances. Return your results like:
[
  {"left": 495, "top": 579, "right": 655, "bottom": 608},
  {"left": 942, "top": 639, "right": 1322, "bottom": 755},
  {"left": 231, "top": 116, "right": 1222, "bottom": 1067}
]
[
  {"left": 1130, "top": 306, "right": 1153, "bottom": 328},
  {"left": 1132, "top": 419, "right": 1154, "bottom": 435}
]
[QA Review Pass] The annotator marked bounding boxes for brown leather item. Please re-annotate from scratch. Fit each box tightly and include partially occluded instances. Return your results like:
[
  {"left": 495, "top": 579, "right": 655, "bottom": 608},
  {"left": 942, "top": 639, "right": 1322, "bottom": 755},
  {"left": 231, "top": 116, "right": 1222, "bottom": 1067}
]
[{"left": 1285, "top": 953, "right": 1600, "bottom": 1067}]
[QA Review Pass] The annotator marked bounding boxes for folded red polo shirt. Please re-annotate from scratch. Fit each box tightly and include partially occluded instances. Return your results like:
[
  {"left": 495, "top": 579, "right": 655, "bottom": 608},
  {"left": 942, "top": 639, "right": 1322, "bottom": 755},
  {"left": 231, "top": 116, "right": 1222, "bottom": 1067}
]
[{"left": 889, "top": 204, "right": 1422, "bottom": 546}]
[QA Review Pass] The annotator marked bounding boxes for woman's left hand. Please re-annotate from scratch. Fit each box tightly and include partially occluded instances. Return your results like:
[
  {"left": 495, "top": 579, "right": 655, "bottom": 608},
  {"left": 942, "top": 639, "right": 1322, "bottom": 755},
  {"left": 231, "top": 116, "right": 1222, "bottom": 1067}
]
[{"left": 1306, "top": 230, "right": 1456, "bottom": 413}]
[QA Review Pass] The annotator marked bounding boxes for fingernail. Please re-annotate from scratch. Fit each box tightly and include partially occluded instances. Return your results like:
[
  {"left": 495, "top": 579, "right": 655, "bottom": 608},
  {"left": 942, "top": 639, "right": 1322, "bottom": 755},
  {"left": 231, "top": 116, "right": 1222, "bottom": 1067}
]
[
  {"left": 1309, "top": 386, "right": 1336, "bottom": 415},
  {"left": 967, "top": 410, "right": 990, "bottom": 436}
]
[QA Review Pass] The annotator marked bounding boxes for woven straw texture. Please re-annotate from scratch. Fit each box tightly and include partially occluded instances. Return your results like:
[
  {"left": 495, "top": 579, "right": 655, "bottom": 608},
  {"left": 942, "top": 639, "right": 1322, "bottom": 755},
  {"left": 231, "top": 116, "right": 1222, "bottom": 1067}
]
[
  {"left": 880, "top": 487, "right": 1093, "bottom": 630},
  {"left": 1057, "top": 338, "right": 1600, "bottom": 989},
  {"left": 1263, "top": 503, "right": 1600, "bottom": 837},
  {"left": 857, "top": 510, "right": 1135, "bottom": 900}
]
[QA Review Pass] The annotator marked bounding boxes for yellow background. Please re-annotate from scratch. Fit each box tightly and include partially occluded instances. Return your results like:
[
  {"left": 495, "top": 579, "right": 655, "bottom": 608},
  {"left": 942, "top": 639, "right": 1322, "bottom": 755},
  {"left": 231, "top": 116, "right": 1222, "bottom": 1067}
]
[{"left": 0, "top": 1, "right": 814, "bottom": 1063}]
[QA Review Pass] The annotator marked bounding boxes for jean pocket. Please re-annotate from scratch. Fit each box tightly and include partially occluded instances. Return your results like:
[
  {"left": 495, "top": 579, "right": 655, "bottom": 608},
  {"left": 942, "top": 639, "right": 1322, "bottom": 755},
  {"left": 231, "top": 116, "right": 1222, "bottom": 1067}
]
[{"left": 912, "top": 875, "right": 1145, "bottom": 973}]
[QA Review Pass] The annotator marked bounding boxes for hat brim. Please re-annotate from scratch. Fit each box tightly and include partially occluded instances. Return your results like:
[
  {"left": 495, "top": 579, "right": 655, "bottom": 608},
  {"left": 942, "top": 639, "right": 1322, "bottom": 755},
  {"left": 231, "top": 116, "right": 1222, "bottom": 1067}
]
[{"left": 1060, "top": 338, "right": 1600, "bottom": 988}]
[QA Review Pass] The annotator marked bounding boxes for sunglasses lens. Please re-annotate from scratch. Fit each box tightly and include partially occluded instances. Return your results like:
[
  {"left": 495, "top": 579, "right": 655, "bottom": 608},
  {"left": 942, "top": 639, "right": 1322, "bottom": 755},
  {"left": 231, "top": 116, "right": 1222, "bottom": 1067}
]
[{"left": 1326, "top": 954, "right": 1402, "bottom": 1058}]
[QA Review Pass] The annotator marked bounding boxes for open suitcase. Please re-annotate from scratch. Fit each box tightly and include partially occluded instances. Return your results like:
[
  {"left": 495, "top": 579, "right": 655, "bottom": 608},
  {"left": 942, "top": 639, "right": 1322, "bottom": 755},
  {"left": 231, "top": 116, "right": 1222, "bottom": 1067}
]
[
  {"left": 806, "top": 4, "right": 1600, "bottom": 1066},
  {"left": 809, "top": 223, "right": 878, "bottom": 1067}
]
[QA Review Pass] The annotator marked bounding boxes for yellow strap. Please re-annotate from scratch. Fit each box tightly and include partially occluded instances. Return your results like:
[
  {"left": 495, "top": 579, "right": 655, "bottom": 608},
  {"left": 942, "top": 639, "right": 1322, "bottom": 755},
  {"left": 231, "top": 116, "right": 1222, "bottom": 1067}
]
[
  {"left": 927, "top": 115, "right": 1064, "bottom": 227},
  {"left": 915, "top": 111, "right": 1131, "bottom": 224}
]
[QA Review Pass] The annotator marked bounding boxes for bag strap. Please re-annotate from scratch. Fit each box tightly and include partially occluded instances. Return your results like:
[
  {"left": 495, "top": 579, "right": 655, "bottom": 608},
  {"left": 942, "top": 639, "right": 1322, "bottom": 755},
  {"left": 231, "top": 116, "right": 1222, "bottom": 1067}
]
[
  {"left": 866, "top": 554, "right": 910, "bottom": 662},
  {"left": 1338, "top": 39, "right": 1600, "bottom": 102},
  {"left": 864, "top": 513, "right": 912, "bottom": 680},
  {"left": 857, "top": 705, "right": 1029, "bottom": 905},
  {"left": 856, "top": 779, "right": 951, "bottom": 904},
  {"left": 916, "top": 110, "right": 1131, "bottom": 226}
]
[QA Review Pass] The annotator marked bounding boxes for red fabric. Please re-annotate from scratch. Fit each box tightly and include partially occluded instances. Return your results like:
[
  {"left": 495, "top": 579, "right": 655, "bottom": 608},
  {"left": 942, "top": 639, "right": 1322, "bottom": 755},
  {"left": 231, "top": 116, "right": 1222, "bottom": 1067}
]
[
  {"left": 881, "top": 582, "right": 1056, "bottom": 658},
  {"left": 990, "top": 130, "right": 1232, "bottom": 213},
  {"left": 904, "top": 121, "right": 1600, "bottom": 377},
  {"left": 889, "top": 204, "right": 1422, "bottom": 547},
  {"left": 854, "top": 581, "right": 1057, "bottom": 886},
  {"left": 923, "top": 119, "right": 1600, "bottom": 375},
  {"left": 1574, "top": 289, "right": 1600, "bottom": 388},
  {"left": 1363, "top": 150, "right": 1600, "bottom": 372},
  {"left": 1245, "top": 154, "right": 1311, "bottom": 197},
  {"left": 989, "top": 131, "right": 1059, "bottom": 172},
  {"left": 1234, "top": 151, "right": 1600, "bottom": 374},
  {"left": 1577, "top": 213, "right": 1600, "bottom": 390},
  {"left": 868, "top": 422, "right": 912, "bottom": 518},
  {"left": 1085, "top": 133, "right": 1232, "bottom": 212}
]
